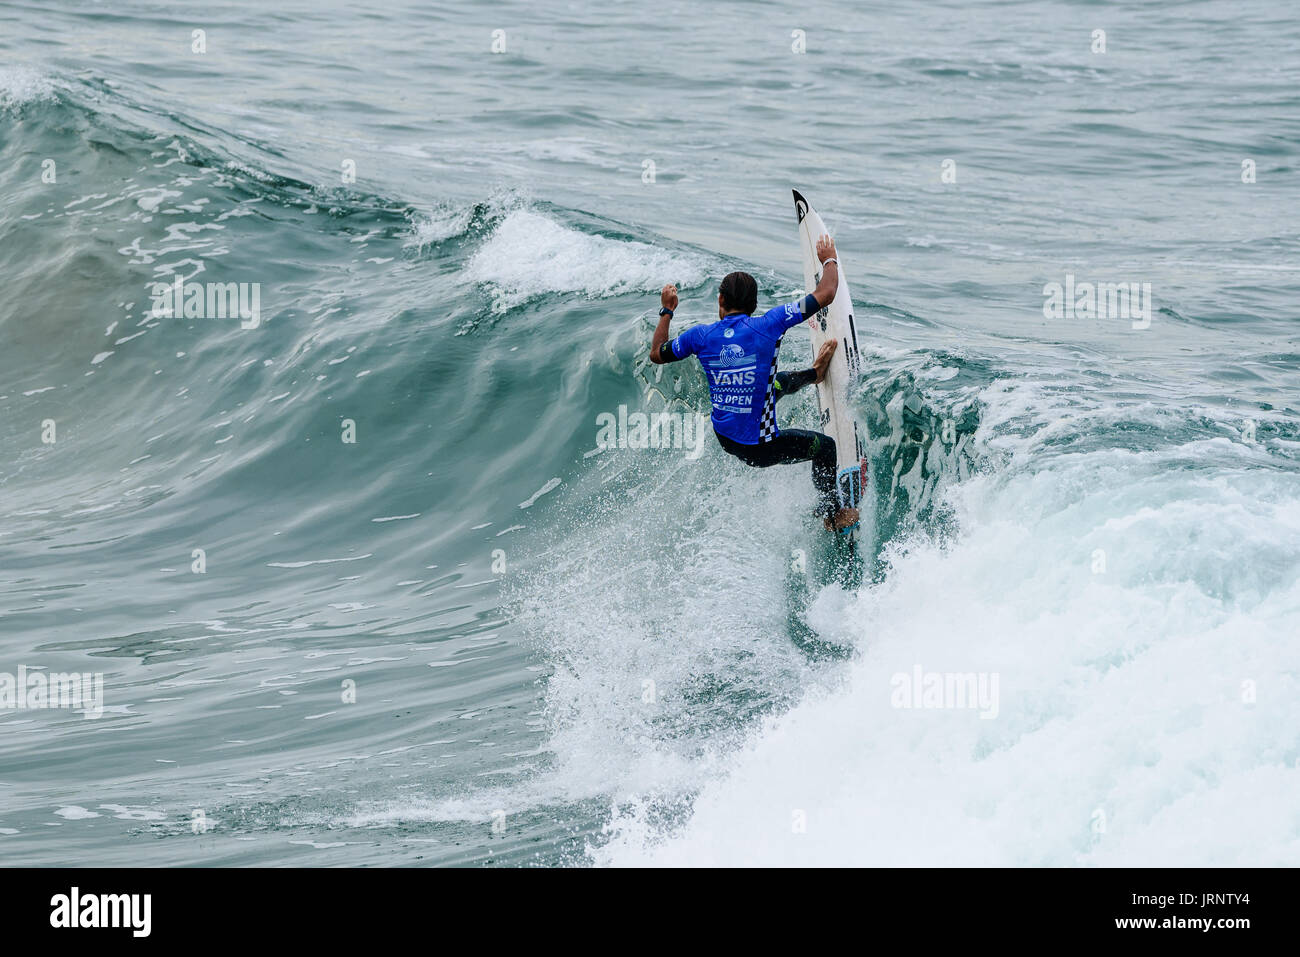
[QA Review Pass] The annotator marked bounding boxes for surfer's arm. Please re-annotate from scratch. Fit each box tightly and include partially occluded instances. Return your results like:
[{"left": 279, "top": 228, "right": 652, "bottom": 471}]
[
  {"left": 809, "top": 234, "right": 839, "bottom": 309},
  {"left": 650, "top": 283, "right": 683, "bottom": 364}
]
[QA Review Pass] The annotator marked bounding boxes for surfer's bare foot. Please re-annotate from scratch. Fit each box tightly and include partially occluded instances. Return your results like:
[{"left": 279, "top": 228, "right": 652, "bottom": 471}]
[
  {"left": 823, "top": 506, "right": 860, "bottom": 532},
  {"left": 812, "top": 339, "right": 838, "bottom": 383}
]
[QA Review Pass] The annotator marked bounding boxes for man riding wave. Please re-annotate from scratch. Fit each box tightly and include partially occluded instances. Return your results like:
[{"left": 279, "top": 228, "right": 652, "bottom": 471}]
[{"left": 649, "top": 233, "right": 859, "bottom": 531}]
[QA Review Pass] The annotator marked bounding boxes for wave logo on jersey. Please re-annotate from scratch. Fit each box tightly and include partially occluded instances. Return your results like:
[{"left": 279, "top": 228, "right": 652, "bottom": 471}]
[{"left": 717, "top": 343, "right": 747, "bottom": 367}]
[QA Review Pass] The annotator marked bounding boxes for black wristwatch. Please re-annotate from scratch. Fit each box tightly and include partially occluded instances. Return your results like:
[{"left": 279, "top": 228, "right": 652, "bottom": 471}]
[{"left": 658, "top": 307, "right": 674, "bottom": 317}]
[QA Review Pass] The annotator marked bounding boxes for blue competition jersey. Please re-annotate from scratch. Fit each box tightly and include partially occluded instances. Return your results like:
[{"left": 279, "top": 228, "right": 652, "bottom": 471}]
[{"left": 670, "top": 295, "right": 819, "bottom": 445}]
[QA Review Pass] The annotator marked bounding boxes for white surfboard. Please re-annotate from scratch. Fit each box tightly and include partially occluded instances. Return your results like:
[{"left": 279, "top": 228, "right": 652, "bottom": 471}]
[{"left": 793, "top": 189, "right": 868, "bottom": 545}]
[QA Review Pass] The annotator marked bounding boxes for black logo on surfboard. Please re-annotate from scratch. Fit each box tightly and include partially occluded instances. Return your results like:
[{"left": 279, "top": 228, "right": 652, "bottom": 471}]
[{"left": 792, "top": 189, "right": 809, "bottom": 223}]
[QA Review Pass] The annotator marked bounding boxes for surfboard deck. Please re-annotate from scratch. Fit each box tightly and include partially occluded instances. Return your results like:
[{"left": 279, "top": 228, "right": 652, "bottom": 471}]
[{"left": 793, "top": 189, "right": 868, "bottom": 551}]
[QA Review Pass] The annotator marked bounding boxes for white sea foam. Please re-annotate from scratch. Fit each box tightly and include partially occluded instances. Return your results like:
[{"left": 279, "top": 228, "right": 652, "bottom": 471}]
[
  {"left": 465, "top": 208, "right": 711, "bottom": 312},
  {"left": 408, "top": 206, "right": 474, "bottom": 247},
  {"left": 518, "top": 477, "right": 561, "bottom": 509},
  {"left": 592, "top": 385, "right": 1300, "bottom": 866},
  {"left": 0, "top": 67, "right": 55, "bottom": 111}
]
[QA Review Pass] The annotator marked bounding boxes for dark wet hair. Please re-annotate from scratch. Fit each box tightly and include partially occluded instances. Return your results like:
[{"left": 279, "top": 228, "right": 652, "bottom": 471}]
[{"left": 719, "top": 271, "right": 758, "bottom": 316}]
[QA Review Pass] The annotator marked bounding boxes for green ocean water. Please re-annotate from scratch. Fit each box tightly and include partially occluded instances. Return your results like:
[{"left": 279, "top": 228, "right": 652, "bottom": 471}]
[{"left": 1, "top": 0, "right": 1298, "bottom": 866}]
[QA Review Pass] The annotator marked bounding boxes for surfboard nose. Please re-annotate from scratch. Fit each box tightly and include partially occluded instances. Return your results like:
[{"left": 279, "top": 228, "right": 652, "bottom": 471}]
[{"left": 792, "top": 189, "right": 809, "bottom": 223}]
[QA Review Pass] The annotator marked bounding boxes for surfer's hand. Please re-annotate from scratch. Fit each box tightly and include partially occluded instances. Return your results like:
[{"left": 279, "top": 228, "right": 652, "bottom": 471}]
[
  {"left": 811, "top": 237, "right": 840, "bottom": 307},
  {"left": 649, "top": 286, "right": 679, "bottom": 363}
]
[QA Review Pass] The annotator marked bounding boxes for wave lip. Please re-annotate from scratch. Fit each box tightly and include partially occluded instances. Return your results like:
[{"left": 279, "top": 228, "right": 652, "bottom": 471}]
[
  {"left": 0, "top": 66, "right": 56, "bottom": 111},
  {"left": 465, "top": 208, "right": 711, "bottom": 312}
]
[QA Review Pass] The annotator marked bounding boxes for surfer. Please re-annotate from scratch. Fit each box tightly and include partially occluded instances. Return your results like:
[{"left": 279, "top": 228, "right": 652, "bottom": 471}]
[{"left": 650, "top": 234, "right": 859, "bottom": 531}]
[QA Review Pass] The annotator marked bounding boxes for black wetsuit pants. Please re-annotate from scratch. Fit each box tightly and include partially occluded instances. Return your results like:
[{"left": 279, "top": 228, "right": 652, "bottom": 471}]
[{"left": 714, "top": 369, "right": 838, "bottom": 517}]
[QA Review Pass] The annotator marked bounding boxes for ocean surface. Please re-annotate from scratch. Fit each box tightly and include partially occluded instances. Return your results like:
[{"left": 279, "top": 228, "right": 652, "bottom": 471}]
[{"left": 1, "top": 0, "right": 1297, "bottom": 866}]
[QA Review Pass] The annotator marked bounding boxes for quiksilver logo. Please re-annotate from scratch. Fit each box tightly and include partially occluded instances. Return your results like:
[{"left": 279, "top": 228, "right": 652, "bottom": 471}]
[{"left": 49, "top": 887, "right": 151, "bottom": 938}]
